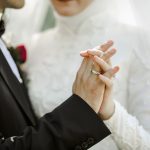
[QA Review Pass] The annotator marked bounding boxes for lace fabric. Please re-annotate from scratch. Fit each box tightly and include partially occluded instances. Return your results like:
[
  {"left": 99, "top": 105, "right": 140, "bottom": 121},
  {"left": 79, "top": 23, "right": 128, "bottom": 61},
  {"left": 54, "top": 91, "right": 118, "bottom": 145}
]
[{"left": 105, "top": 101, "right": 150, "bottom": 149}]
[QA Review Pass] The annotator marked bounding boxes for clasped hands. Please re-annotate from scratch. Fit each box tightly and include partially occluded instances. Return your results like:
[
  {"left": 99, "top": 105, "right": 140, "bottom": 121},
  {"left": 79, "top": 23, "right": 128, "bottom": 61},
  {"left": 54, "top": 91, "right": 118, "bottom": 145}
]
[{"left": 73, "top": 40, "right": 119, "bottom": 120}]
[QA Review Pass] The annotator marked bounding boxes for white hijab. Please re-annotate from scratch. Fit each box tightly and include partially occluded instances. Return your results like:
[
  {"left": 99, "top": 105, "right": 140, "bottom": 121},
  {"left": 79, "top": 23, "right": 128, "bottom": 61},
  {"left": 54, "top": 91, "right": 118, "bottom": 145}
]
[{"left": 51, "top": 0, "right": 117, "bottom": 32}]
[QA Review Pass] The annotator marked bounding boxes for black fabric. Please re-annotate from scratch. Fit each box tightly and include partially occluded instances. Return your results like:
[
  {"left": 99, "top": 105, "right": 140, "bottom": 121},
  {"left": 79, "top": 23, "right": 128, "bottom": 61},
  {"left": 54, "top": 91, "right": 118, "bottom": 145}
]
[
  {"left": 0, "top": 47, "right": 110, "bottom": 149},
  {"left": 0, "top": 49, "right": 37, "bottom": 137},
  {"left": 0, "top": 20, "right": 5, "bottom": 37},
  {"left": 0, "top": 95, "right": 110, "bottom": 150}
]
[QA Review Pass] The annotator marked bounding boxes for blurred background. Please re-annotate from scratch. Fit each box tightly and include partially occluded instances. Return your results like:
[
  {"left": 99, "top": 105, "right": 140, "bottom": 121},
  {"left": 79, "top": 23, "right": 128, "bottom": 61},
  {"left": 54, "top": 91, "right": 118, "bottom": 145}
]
[{"left": 3, "top": 0, "right": 150, "bottom": 45}]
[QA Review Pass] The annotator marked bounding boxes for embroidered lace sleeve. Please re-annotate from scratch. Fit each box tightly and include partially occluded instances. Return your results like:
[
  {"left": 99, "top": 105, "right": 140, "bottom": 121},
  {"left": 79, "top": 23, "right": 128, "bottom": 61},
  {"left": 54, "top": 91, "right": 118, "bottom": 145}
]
[{"left": 105, "top": 101, "right": 150, "bottom": 150}]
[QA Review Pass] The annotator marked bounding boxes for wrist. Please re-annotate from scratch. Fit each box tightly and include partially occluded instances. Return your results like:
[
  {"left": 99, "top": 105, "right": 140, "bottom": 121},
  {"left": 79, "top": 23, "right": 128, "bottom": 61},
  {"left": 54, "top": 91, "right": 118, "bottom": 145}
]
[{"left": 99, "top": 101, "right": 115, "bottom": 120}]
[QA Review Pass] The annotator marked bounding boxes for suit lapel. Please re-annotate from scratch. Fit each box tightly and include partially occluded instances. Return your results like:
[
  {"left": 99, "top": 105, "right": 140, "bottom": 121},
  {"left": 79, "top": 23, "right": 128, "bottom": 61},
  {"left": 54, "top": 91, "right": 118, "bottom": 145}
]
[{"left": 0, "top": 49, "right": 36, "bottom": 125}]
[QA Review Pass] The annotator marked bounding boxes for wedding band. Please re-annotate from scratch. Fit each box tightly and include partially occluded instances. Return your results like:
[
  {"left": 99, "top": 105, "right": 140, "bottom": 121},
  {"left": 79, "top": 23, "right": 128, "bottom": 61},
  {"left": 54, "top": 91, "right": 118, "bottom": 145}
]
[{"left": 91, "top": 69, "right": 100, "bottom": 75}]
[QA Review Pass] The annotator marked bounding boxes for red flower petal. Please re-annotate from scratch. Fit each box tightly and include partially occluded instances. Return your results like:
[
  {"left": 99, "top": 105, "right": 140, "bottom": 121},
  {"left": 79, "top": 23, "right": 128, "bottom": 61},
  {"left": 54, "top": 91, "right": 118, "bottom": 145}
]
[{"left": 16, "top": 45, "right": 27, "bottom": 63}]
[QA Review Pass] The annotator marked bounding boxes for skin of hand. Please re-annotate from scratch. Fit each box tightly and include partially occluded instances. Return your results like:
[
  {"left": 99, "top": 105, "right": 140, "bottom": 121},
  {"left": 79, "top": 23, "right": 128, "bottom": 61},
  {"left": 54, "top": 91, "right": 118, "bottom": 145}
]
[
  {"left": 96, "top": 58, "right": 119, "bottom": 120},
  {"left": 73, "top": 41, "right": 116, "bottom": 113},
  {"left": 80, "top": 40, "right": 119, "bottom": 119},
  {"left": 72, "top": 56, "right": 105, "bottom": 113}
]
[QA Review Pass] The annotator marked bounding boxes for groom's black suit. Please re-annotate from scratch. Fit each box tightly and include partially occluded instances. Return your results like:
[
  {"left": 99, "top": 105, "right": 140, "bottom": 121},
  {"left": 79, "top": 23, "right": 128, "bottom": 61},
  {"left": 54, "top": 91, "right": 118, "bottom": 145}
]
[{"left": 0, "top": 48, "right": 110, "bottom": 150}]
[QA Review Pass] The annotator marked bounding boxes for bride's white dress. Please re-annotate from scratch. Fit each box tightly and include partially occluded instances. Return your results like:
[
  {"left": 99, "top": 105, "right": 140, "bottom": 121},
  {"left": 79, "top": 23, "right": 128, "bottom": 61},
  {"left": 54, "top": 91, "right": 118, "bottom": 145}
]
[
  {"left": 25, "top": 1, "right": 150, "bottom": 149},
  {"left": 104, "top": 40, "right": 150, "bottom": 149},
  {"left": 105, "top": 100, "right": 150, "bottom": 149}
]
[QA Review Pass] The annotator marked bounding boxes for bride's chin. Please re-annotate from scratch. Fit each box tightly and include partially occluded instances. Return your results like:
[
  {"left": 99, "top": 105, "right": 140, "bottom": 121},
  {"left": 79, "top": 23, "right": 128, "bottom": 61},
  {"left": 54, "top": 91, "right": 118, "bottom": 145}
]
[
  {"left": 58, "top": 11, "right": 75, "bottom": 16},
  {"left": 56, "top": 7, "right": 80, "bottom": 16}
]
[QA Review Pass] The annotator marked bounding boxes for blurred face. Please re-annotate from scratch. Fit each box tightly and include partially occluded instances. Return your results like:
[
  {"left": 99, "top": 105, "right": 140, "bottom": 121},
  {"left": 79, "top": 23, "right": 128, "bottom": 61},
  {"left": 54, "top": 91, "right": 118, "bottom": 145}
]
[
  {"left": 0, "top": 0, "right": 25, "bottom": 10},
  {"left": 51, "top": 0, "right": 92, "bottom": 16}
]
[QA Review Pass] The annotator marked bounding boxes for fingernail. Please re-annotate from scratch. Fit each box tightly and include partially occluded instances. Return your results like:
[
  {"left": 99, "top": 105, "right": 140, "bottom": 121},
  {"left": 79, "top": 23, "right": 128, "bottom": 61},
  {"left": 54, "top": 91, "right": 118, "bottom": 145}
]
[
  {"left": 114, "top": 66, "right": 120, "bottom": 72},
  {"left": 111, "top": 48, "right": 117, "bottom": 53},
  {"left": 112, "top": 48, "right": 116, "bottom": 51}
]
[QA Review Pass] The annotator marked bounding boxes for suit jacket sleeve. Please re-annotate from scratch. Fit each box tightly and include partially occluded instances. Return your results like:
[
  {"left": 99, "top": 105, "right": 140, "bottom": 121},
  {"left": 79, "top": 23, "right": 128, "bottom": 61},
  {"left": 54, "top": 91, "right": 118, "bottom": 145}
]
[{"left": 0, "top": 94, "right": 110, "bottom": 150}]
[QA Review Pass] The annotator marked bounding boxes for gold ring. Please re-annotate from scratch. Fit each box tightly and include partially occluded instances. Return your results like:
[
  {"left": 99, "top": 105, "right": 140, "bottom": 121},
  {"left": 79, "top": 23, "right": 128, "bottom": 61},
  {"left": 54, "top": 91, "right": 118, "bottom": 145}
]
[{"left": 91, "top": 69, "right": 100, "bottom": 75}]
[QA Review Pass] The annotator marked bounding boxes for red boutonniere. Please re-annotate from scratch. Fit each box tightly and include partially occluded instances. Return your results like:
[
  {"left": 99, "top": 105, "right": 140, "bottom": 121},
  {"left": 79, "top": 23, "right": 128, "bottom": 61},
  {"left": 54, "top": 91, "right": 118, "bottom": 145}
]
[
  {"left": 7, "top": 44, "right": 28, "bottom": 84},
  {"left": 8, "top": 44, "right": 27, "bottom": 65}
]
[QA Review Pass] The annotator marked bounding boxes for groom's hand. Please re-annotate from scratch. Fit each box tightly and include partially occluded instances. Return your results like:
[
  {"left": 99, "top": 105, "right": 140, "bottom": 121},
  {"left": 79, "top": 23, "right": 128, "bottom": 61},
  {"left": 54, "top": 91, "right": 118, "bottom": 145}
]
[{"left": 72, "top": 56, "right": 105, "bottom": 113}]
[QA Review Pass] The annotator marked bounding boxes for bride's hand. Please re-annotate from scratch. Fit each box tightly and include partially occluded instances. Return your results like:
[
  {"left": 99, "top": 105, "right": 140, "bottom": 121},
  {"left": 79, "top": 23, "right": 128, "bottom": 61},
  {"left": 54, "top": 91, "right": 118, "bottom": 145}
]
[
  {"left": 95, "top": 58, "right": 119, "bottom": 120},
  {"left": 90, "top": 54, "right": 119, "bottom": 120}
]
